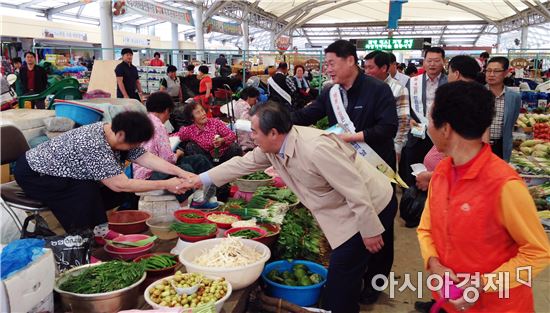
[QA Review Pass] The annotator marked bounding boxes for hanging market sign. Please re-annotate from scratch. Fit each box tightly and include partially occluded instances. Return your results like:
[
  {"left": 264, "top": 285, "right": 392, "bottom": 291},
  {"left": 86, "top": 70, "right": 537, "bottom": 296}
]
[
  {"left": 43, "top": 28, "right": 88, "bottom": 41},
  {"left": 304, "top": 58, "right": 320, "bottom": 71},
  {"left": 122, "top": 36, "right": 150, "bottom": 47},
  {"left": 354, "top": 38, "right": 429, "bottom": 50},
  {"left": 511, "top": 58, "right": 530, "bottom": 69},
  {"left": 125, "top": 0, "right": 194, "bottom": 26},
  {"left": 205, "top": 18, "right": 242, "bottom": 36},
  {"left": 276, "top": 36, "right": 291, "bottom": 51}
]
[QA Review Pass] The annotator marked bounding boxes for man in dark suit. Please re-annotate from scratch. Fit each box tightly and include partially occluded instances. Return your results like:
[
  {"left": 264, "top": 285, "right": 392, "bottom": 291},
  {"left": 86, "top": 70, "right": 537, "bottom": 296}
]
[
  {"left": 291, "top": 39, "right": 398, "bottom": 306},
  {"left": 19, "top": 51, "right": 48, "bottom": 108},
  {"left": 399, "top": 47, "right": 447, "bottom": 187}
]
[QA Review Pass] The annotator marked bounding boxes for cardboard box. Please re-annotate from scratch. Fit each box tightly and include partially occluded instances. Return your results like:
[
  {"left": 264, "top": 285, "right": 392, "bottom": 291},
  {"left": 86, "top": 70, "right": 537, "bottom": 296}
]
[{"left": 1, "top": 249, "right": 55, "bottom": 313}]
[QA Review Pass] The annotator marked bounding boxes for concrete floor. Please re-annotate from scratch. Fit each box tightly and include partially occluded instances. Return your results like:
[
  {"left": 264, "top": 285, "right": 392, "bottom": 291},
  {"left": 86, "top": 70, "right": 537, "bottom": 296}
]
[{"left": 362, "top": 217, "right": 550, "bottom": 313}]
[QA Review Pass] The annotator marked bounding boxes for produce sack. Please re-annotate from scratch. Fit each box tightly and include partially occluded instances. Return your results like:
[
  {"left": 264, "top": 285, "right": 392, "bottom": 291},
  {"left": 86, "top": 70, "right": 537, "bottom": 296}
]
[{"left": 399, "top": 185, "right": 427, "bottom": 228}]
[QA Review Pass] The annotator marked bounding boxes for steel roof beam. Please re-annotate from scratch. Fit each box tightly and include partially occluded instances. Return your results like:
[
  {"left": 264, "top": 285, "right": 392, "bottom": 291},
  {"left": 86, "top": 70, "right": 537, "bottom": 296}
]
[
  {"left": 0, "top": 3, "right": 43, "bottom": 14},
  {"left": 303, "top": 20, "right": 489, "bottom": 28},
  {"left": 18, "top": 0, "right": 44, "bottom": 9},
  {"left": 503, "top": 0, "right": 529, "bottom": 25},
  {"left": 46, "top": 1, "right": 90, "bottom": 15},
  {"left": 532, "top": 0, "right": 550, "bottom": 18},
  {"left": 521, "top": 0, "right": 550, "bottom": 20}
]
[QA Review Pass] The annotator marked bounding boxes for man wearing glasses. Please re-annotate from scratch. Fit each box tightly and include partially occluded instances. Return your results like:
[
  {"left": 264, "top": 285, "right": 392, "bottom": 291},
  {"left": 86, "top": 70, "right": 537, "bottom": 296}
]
[{"left": 485, "top": 57, "right": 521, "bottom": 161}]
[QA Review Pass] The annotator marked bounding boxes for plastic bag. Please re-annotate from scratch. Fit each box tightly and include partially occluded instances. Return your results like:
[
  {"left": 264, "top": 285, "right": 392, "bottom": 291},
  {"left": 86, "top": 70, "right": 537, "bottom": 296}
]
[
  {"left": 399, "top": 186, "right": 427, "bottom": 228},
  {"left": 43, "top": 117, "right": 75, "bottom": 132},
  {"left": 43, "top": 229, "right": 93, "bottom": 273},
  {"left": 20, "top": 214, "right": 56, "bottom": 238},
  {"left": 0, "top": 238, "right": 45, "bottom": 279}
]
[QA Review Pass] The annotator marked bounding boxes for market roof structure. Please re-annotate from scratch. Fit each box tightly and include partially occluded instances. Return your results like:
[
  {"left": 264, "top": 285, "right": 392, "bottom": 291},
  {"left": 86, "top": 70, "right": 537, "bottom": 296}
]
[{"left": 1, "top": 0, "right": 549, "bottom": 50}]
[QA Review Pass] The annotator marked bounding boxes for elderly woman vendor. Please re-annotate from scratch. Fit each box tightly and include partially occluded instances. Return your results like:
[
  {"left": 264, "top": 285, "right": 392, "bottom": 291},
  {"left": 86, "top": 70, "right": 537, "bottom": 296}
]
[
  {"left": 177, "top": 101, "right": 242, "bottom": 163},
  {"left": 14, "top": 111, "right": 195, "bottom": 233}
]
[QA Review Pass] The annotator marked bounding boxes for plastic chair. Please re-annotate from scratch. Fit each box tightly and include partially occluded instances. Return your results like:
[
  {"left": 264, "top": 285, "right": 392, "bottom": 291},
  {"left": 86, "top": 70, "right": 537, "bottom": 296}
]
[
  {"left": 0, "top": 125, "right": 49, "bottom": 231},
  {"left": 18, "top": 77, "right": 82, "bottom": 108}
]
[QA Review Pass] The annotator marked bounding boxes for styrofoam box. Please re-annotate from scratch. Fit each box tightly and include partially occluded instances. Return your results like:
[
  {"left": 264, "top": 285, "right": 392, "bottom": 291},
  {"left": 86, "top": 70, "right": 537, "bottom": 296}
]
[{"left": 1, "top": 249, "right": 55, "bottom": 313}]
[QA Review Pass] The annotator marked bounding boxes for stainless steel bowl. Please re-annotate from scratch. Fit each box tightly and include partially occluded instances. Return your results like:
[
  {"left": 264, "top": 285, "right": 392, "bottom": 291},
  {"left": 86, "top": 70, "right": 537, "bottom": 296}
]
[{"left": 54, "top": 263, "right": 147, "bottom": 313}]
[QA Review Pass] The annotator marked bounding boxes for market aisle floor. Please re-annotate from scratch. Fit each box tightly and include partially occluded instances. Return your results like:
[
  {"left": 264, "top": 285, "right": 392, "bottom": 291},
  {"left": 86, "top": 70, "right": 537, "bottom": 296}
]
[{"left": 361, "top": 217, "right": 550, "bottom": 312}]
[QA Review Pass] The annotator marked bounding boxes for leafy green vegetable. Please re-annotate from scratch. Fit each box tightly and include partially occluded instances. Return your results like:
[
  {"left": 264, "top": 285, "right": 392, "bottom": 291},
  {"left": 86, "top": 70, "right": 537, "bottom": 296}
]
[
  {"left": 275, "top": 206, "right": 325, "bottom": 262},
  {"left": 246, "top": 186, "right": 298, "bottom": 208},
  {"left": 170, "top": 222, "right": 216, "bottom": 236},
  {"left": 182, "top": 213, "right": 203, "bottom": 218},
  {"left": 314, "top": 116, "right": 329, "bottom": 130},
  {"left": 230, "top": 229, "right": 261, "bottom": 239},
  {"left": 242, "top": 171, "right": 271, "bottom": 180},
  {"left": 59, "top": 261, "right": 144, "bottom": 294}
]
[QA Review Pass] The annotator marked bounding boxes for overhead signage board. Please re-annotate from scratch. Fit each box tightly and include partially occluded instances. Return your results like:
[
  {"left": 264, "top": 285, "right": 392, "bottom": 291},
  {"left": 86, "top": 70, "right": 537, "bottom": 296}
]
[
  {"left": 205, "top": 18, "right": 242, "bottom": 36},
  {"left": 354, "top": 38, "right": 429, "bottom": 50},
  {"left": 43, "top": 28, "right": 88, "bottom": 41},
  {"left": 511, "top": 58, "right": 530, "bottom": 69},
  {"left": 125, "top": 0, "right": 194, "bottom": 26},
  {"left": 122, "top": 36, "right": 150, "bottom": 47}
]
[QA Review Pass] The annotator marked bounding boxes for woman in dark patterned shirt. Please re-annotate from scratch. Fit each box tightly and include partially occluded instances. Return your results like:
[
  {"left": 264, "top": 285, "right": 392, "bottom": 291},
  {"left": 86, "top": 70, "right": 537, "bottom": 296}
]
[{"left": 14, "top": 111, "right": 194, "bottom": 232}]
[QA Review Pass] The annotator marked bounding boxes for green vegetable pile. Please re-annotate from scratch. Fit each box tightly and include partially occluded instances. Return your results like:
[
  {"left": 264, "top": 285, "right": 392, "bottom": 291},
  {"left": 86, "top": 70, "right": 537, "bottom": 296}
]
[
  {"left": 275, "top": 206, "right": 328, "bottom": 264},
  {"left": 241, "top": 171, "right": 271, "bottom": 180},
  {"left": 529, "top": 181, "right": 550, "bottom": 211},
  {"left": 246, "top": 186, "right": 298, "bottom": 208},
  {"left": 59, "top": 261, "right": 145, "bottom": 294},
  {"left": 225, "top": 201, "right": 289, "bottom": 224},
  {"left": 230, "top": 229, "right": 261, "bottom": 239},
  {"left": 139, "top": 254, "right": 177, "bottom": 270},
  {"left": 267, "top": 263, "right": 324, "bottom": 287},
  {"left": 314, "top": 116, "right": 329, "bottom": 130},
  {"left": 170, "top": 222, "right": 216, "bottom": 236},
  {"left": 182, "top": 213, "right": 204, "bottom": 219}
]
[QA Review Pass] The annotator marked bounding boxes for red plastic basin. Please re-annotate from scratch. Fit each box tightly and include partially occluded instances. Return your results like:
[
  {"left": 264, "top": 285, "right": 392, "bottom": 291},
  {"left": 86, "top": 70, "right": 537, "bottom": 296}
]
[
  {"left": 174, "top": 209, "right": 207, "bottom": 224},
  {"left": 205, "top": 212, "right": 241, "bottom": 229},
  {"left": 106, "top": 234, "right": 154, "bottom": 253},
  {"left": 177, "top": 228, "right": 218, "bottom": 242},
  {"left": 224, "top": 226, "right": 267, "bottom": 241},
  {"left": 108, "top": 210, "right": 151, "bottom": 234}
]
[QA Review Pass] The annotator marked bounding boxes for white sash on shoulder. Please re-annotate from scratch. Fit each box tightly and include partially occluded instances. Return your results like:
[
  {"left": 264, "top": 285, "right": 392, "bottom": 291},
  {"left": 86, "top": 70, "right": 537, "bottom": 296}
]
[
  {"left": 409, "top": 75, "right": 428, "bottom": 124},
  {"left": 268, "top": 77, "right": 292, "bottom": 104},
  {"left": 329, "top": 84, "right": 408, "bottom": 188}
]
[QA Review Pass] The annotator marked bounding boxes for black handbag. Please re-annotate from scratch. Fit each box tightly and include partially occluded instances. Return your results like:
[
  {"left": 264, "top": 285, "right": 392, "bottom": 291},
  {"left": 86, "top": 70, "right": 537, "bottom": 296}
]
[{"left": 399, "top": 186, "right": 427, "bottom": 228}]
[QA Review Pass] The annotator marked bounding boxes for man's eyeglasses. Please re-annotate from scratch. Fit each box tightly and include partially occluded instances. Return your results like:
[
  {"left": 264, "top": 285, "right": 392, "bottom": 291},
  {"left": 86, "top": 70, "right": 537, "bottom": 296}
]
[{"left": 486, "top": 69, "right": 505, "bottom": 74}]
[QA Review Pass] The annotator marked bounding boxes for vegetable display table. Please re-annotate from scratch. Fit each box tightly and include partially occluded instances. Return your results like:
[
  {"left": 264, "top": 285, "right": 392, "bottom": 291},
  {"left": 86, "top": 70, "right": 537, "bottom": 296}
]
[{"left": 92, "top": 234, "right": 254, "bottom": 313}]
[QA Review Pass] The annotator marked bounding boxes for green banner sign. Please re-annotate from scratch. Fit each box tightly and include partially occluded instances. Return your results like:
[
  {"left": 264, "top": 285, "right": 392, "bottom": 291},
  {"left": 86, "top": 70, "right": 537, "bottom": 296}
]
[{"left": 355, "top": 38, "right": 429, "bottom": 50}]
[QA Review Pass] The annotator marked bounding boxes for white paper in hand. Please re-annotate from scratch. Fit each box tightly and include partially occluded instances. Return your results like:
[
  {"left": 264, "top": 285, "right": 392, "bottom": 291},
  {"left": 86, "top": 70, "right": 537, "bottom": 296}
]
[
  {"left": 235, "top": 119, "right": 252, "bottom": 132},
  {"left": 169, "top": 137, "right": 181, "bottom": 151},
  {"left": 410, "top": 163, "right": 428, "bottom": 177}
]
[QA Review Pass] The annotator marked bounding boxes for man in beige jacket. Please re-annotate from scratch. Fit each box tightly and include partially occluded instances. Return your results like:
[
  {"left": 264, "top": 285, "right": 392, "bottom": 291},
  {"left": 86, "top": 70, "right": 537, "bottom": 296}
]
[{"left": 190, "top": 101, "right": 393, "bottom": 313}]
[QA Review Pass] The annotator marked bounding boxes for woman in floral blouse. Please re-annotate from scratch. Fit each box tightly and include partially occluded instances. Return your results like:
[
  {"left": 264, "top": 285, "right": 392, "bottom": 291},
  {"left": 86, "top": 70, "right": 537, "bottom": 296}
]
[{"left": 177, "top": 101, "right": 242, "bottom": 164}]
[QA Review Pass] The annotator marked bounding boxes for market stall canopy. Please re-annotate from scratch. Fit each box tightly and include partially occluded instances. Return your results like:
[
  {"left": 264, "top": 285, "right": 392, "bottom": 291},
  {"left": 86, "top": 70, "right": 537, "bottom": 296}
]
[{"left": 1, "top": 0, "right": 549, "bottom": 49}]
